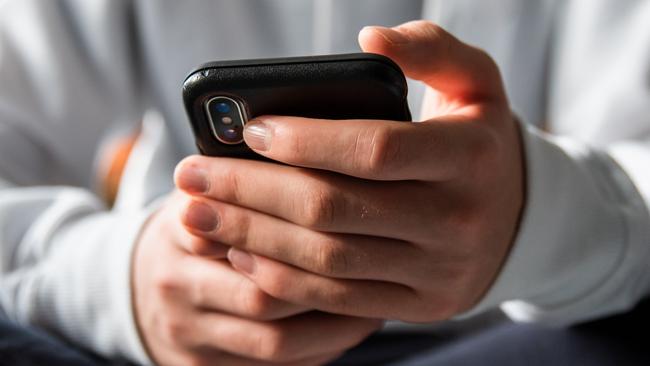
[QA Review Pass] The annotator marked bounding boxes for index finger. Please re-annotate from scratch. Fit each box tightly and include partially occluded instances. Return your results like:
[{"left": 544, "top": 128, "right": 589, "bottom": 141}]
[{"left": 243, "top": 115, "right": 485, "bottom": 181}]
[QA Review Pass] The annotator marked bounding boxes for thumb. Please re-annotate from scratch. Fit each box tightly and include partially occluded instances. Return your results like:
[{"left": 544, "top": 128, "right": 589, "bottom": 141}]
[{"left": 359, "top": 20, "right": 505, "bottom": 103}]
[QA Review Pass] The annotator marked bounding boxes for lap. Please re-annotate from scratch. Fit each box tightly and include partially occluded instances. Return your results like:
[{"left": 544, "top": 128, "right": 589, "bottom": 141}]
[
  {"left": 2, "top": 299, "right": 648, "bottom": 365},
  {"left": 332, "top": 299, "right": 650, "bottom": 366},
  {"left": 0, "top": 316, "right": 119, "bottom": 366}
]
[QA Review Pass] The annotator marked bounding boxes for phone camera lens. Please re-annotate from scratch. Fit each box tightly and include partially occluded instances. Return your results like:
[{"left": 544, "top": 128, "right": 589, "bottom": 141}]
[
  {"left": 216, "top": 102, "right": 231, "bottom": 114},
  {"left": 223, "top": 128, "right": 240, "bottom": 140},
  {"left": 205, "top": 96, "right": 247, "bottom": 145}
]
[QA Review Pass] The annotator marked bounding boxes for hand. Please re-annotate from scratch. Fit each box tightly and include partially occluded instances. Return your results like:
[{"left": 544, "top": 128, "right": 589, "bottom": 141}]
[
  {"left": 132, "top": 191, "right": 382, "bottom": 366},
  {"left": 175, "top": 20, "right": 524, "bottom": 322}
]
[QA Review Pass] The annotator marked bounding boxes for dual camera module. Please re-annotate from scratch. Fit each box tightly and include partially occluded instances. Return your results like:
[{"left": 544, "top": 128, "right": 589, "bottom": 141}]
[{"left": 205, "top": 96, "right": 247, "bottom": 144}]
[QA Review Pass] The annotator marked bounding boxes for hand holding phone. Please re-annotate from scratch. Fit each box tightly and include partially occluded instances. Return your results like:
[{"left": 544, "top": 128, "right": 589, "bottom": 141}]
[{"left": 176, "top": 22, "right": 524, "bottom": 327}]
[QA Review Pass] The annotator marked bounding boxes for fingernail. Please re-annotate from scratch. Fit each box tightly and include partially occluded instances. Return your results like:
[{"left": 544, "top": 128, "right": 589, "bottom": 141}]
[
  {"left": 244, "top": 121, "right": 271, "bottom": 151},
  {"left": 364, "top": 26, "right": 409, "bottom": 45},
  {"left": 176, "top": 165, "right": 208, "bottom": 193},
  {"left": 228, "top": 248, "right": 256, "bottom": 275},
  {"left": 184, "top": 201, "right": 219, "bottom": 232}
]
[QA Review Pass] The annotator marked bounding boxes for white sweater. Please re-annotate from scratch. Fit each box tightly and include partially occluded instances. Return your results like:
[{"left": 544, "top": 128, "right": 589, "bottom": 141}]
[{"left": 0, "top": 0, "right": 649, "bottom": 364}]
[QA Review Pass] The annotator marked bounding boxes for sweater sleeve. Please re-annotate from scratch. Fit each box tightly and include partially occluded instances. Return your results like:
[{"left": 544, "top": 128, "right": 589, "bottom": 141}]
[
  {"left": 461, "top": 0, "right": 650, "bottom": 325},
  {"left": 461, "top": 124, "right": 650, "bottom": 325},
  {"left": 0, "top": 190, "right": 153, "bottom": 364},
  {"left": 0, "top": 0, "right": 154, "bottom": 363}
]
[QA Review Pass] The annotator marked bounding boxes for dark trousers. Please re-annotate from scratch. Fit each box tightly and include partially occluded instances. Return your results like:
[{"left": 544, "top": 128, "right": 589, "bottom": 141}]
[
  {"left": 0, "top": 318, "right": 108, "bottom": 366},
  {"left": 2, "top": 300, "right": 649, "bottom": 366},
  {"left": 333, "top": 298, "right": 650, "bottom": 366}
]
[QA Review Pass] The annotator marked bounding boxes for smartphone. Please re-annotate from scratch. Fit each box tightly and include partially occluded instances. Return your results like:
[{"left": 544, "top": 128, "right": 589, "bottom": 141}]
[{"left": 182, "top": 53, "right": 411, "bottom": 159}]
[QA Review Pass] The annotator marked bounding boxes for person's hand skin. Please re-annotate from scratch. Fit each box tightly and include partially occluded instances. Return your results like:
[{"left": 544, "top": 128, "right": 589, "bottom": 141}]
[
  {"left": 175, "top": 20, "right": 524, "bottom": 323},
  {"left": 132, "top": 190, "right": 383, "bottom": 366}
]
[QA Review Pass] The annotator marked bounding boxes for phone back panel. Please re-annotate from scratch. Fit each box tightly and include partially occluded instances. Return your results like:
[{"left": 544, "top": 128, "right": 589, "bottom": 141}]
[{"left": 183, "top": 53, "right": 411, "bottom": 159}]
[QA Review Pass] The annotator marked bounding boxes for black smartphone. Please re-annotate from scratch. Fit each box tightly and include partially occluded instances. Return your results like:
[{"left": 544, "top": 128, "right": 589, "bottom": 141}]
[{"left": 182, "top": 53, "right": 411, "bottom": 160}]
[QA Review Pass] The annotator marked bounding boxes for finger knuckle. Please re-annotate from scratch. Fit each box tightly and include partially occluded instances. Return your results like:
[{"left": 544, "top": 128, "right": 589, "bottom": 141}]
[
  {"left": 410, "top": 21, "right": 452, "bottom": 55},
  {"left": 257, "top": 270, "right": 291, "bottom": 301},
  {"left": 314, "top": 237, "right": 350, "bottom": 277},
  {"left": 188, "top": 275, "right": 216, "bottom": 306},
  {"left": 362, "top": 126, "right": 400, "bottom": 177},
  {"left": 460, "top": 125, "right": 500, "bottom": 174},
  {"left": 445, "top": 200, "right": 481, "bottom": 231},
  {"left": 217, "top": 166, "right": 244, "bottom": 203},
  {"left": 301, "top": 184, "right": 339, "bottom": 229},
  {"left": 447, "top": 205, "right": 489, "bottom": 249},
  {"left": 255, "top": 325, "right": 291, "bottom": 362},
  {"left": 420, "top": 21, "right": 447, "bottom": 39},
  {"left": 322, "top": 284, "right": 354, "bottom": 312},
  {"left": 153, "top": 271, "right": 182, "bottom": 299},
  {"left": 216, "top": 204, "right": 251, "bottom": 247},
  {"left": 160, "top": 316, "right": 189, "bottom": 345},
  {"left": 240, "top": 284, "right": 277, "bottom": 320}
]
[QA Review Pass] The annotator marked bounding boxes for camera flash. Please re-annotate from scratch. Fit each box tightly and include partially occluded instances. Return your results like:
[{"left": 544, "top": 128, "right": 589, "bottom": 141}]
[{"left": 221, "top": 116, "right": 233, "bottom": 125}]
